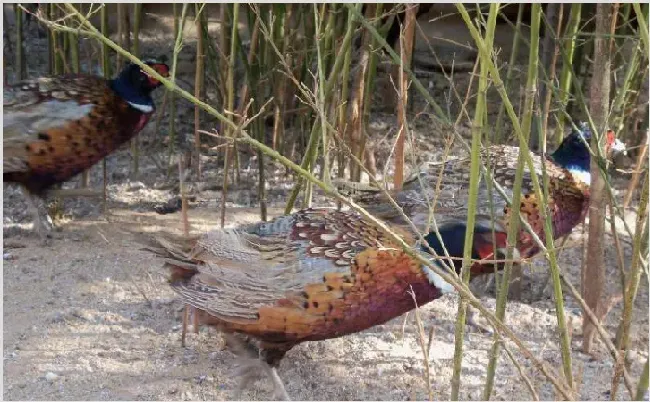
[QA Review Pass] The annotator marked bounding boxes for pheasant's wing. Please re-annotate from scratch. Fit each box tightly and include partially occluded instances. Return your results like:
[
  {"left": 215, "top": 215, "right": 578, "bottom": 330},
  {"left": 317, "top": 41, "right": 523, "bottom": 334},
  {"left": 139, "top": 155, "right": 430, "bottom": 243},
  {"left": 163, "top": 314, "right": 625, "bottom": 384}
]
[
  {"left": 347, "top": 145, "right": 571, "bottom": 228},
  {"left": 3, "top": 76, "right": 105, "bottom": 173},
  {"left": 158, "top": 209, "right": 431, "bottom": 343}
]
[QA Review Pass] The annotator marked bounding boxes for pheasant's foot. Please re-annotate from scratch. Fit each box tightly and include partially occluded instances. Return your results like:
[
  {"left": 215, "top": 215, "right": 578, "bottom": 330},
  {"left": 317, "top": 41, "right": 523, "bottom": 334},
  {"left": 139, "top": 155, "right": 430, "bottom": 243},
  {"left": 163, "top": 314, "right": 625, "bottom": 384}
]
[
  {"left": 24, "top": 190, "right": 55, "bottom": 246},
  {"left": 263, "top": 365, "right": 290, "bottom": 401},
  {"left": 232, "top": 357, "right": 265, "bottom": 399}
]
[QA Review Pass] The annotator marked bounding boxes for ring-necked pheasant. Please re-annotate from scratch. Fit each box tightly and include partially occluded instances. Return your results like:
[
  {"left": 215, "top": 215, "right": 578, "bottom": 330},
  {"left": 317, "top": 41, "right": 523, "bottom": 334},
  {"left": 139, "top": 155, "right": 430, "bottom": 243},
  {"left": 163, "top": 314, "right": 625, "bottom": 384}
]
[
  {"left": 146, "top": 208, "right": 517, "bottom": 400},
  {"left": 4, "top": 59, "right": 169, "bottom": 241},
  {"left": 336, "top": 123, "right": 626, "bottom": 259}
]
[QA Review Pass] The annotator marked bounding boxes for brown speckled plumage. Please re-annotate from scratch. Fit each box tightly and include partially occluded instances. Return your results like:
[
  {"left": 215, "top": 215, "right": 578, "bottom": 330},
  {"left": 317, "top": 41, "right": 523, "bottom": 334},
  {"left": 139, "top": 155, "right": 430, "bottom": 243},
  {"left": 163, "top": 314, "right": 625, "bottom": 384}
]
[
  {"left": 3, "top": 61, "right": 168, "bottom": 240},
  {"left": 336, "top": 127, "right": 622, "bottom": 259},
  {"left": 146, "top": 208, "right": 510, "bottom": 399}
]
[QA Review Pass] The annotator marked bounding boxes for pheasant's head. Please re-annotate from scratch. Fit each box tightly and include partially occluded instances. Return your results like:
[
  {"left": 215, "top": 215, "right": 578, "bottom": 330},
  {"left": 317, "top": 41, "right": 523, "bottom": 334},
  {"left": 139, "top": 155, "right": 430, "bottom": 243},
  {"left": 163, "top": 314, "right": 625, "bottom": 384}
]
[
  {"left": 550, "top": 123, "right": 625, "bottom": 185},
  {"left": 110, "top": 58, "right": 170, "bottom": 113}
]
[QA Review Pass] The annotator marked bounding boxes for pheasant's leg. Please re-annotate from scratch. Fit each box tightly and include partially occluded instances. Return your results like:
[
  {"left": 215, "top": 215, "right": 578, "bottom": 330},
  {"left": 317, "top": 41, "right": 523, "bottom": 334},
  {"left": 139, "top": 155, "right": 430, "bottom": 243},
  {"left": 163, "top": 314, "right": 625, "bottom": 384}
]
[
  {"left": 232, "top": 357, "right": 265, "bottom": 399},
  {"left": 24, "top": 189, "right": 52, "bottom": 243},
  {"left": 192, "top": 307, "right": 199, "bottom": 334},
  {"left": 181, "top": 304, "right": 189, "bottom": 347},
  {"left": 262, "top": 365, "right": 290, "bottom": 401}
]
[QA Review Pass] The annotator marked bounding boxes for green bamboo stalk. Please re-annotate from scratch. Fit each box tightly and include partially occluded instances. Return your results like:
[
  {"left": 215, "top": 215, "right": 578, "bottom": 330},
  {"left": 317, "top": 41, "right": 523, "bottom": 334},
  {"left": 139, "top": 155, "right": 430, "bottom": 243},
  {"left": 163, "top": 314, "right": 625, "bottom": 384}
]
[
  {"left": 493, "top": 4, "right": 523, "bottom": 143},
  {"left": 271, "top": 5, "right": 290, "bottom": 151},
  {"left": 337, "top": 6, "right": 356, "bottom": 180},
  {"left": 15, "top": 4, "right": 25, "bottom": 80},
  {"left": 461, "top": 5, "right": 582, "bottom": 394},
  {"left": 313, "top": 5, "right": 331, "bottom": 185},
  {"left": 69, "top": 8, "right": 89, "bottom": 188},
  {"left": 193, "top": 3, "right": 206, "bottom": 179},
  {"left": 555, "top": 4, "right": 582, "bottom": 145},
  {"left": 611, "top": 41, "right": 642, "bottom": 133},
  {"left": 633, "top": 3, "right": 649, "bottom": 53},
  {"left": 46, "top": 4, "right": 54, "bottom": 74},
  {"left": 636, "top": 358, "right": 649, "bottom": 401},
  {"left": 131, "top": 3, "right": 142, "bottom": 178},
  {"left": 612, "top": 174, "right": 648, "bottom": 392},
  {"left": 282, "top": 4, "right": 362, "bottom": 212},
  {"left": 220, "top": 3, "right": 239, "bottom": 228},
  {"left": 101, "top": 4, "right": 110, "bottom": 213},
  {"left": 116, "top": 3, "right": 124, "bottom": 70},
  {"left": 52, "top": 4, "right": 64, "bottom": 75},
  {"left": 449, "top": 4, "right": 497, "bottom": 400},
  {"left": 360, "top": 3, "right": 384, "bottom": 182},
  {"left": 166, "top": 4, "right": 181, "bottom": 176}
]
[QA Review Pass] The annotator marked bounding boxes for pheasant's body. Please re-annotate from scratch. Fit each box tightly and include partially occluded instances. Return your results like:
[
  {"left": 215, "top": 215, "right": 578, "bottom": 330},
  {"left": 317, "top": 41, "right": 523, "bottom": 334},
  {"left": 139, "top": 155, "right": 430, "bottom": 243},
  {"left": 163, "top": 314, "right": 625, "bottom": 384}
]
[
  {"left": 149, "top": 208, "right": 512, "bottom": 398},
  {"left": 4, "top": 75, "right": 153, "bottom": 193},
  {"left": 3, "top": 60, "right": 169, "bottom": 240},
  {"left": 339, "top": 126, "right": 623, "bottom": 259}
]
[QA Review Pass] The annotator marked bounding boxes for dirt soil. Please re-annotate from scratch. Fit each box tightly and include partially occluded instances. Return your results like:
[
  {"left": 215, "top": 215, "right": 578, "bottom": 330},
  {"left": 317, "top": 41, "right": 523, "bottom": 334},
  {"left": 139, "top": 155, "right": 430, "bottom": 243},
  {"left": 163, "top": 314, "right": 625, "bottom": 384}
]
[{"left": 3, "top": 5, "right": 648, "bottom": 401}]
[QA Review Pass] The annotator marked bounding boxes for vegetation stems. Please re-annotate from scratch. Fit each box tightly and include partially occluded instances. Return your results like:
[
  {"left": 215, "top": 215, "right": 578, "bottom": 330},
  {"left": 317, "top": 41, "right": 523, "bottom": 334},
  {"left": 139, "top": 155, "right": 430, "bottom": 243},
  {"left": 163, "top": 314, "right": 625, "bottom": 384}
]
[
  {"left": 541, "top": 4, "right": 564, "bottom": 140},
  {"left": 612, "top": 175, "right": 649, "bottom": 395},
  {"left": 220, "top": 3, "right": 239, "bottom": 228},
  {"left": 46, "top": 4, "right": 53, "bottom": 74},
  {"left": 166, "top": 4, "right": 181, "bottom": 176},
  {"left": 116, "top": 4, "right": 124, "bottom": 70},
  {"left": 131, "top": 3, "right": 142, "bottom": 178},
  {"left": 193, "top": 4, "right": 205, "bottom": 179},
  {"left": 555, "top": 4, "right": 582, "bottom": 144},
  {"left": 623, "top": 131, "right": 648, "bottom": 209},
  {"left": 283, "top": 4, "right": 362, "bottom": 212},
  {"left": 314, "top": 5, "right": 331, "bottom": 185},
  {"left": 100, "top": 4, "right": 110, "bottom": 214},
  {"left": 15, "top": 4, "right": 25, "bottom": 80},
  {"left": 636, "top": 359, "right": 650, "bottom": 401},
  {"left": 393, "top": 4, "right": 417, "bottom": 191},
  {"left": 493, "top": 4, "right": 524, "bottom": 143},
  {"left": 451, "top": 4, "right": 497, "bottom": 400},
  {"left": 632, "top": 3, "right": 649, "bottom": 53},
  {"left": 336, "top": 6, "right": 355, "bottom": 182},
  {"left": 347, "top": 5, "right": 374, "bottom": 183},
  {"left": 582, "top": 3, "right": 613, "bottom": 355},
  {"left": 271, "top": 5, "right": 290, "bottom": 151}
]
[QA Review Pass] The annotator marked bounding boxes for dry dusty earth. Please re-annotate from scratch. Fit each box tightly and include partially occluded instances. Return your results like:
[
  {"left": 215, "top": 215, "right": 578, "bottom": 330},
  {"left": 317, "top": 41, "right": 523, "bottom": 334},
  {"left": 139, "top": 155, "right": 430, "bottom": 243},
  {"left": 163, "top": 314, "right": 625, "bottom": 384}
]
[{"left": 2, "top": 201, "right": 648, "bottom": 401}]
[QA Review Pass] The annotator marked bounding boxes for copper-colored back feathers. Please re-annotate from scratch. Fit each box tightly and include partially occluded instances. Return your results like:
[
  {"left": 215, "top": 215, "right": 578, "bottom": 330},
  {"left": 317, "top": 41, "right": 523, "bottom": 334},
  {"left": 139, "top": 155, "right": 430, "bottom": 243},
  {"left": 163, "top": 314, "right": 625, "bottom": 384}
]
[{"left": 148, "top": 209, "right": 448, "bottom": 362}]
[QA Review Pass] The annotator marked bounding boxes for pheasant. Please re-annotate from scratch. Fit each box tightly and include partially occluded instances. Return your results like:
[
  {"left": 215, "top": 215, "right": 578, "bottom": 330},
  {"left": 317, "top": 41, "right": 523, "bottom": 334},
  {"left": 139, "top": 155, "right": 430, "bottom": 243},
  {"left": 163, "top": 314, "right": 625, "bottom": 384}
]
[
  {"left": 4, "top": 59, "right": 169, "bottom": 241},
  {"left": 146, "top": 208, "right": 517, "bottom": 400},
  {"left": 336, "top": 123, "right": 626, "bottom": 259}
]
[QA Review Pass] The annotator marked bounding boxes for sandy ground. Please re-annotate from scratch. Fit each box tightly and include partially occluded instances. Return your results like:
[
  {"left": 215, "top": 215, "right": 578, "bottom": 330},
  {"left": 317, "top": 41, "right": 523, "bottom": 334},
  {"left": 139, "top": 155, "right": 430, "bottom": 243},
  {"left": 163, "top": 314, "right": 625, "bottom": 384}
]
[
  {"left": 3, "top": 5, "right": 648, "bottom": 400},
  {"left": 3, "top": 202, "right": 648, "bottom": 401}
]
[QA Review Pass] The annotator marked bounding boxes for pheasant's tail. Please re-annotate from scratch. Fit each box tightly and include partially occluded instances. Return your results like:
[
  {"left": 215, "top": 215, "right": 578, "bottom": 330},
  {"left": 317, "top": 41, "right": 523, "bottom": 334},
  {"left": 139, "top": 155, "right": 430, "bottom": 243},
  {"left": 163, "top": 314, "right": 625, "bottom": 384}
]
[{"left": 137, "top": 232, "right": 201, "bottom": 282}]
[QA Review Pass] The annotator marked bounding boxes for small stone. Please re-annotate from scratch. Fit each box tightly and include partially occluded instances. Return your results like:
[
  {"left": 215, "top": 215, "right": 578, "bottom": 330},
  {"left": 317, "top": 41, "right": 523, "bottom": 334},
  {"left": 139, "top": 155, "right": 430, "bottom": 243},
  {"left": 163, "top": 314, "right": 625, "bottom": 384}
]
[
  {"left": 45, "top": 372, "right": 59, "bottom": 382},
  {"left": 127, "top": 181, "right": 146, "bottom": 191}
]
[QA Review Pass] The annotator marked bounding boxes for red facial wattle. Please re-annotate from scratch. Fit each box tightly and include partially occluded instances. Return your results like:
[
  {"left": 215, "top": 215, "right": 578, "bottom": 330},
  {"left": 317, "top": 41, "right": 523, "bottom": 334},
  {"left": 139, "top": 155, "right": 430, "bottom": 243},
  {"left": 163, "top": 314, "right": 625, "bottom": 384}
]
[{"left": 145, "top": 63, "right": 170, "bottom": 87}]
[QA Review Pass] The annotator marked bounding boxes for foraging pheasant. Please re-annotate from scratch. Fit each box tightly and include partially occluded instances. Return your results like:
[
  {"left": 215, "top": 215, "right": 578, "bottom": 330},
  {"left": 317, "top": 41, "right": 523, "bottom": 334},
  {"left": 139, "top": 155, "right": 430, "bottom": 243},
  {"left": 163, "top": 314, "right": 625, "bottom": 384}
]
[
  {"left": 4, "top": 59, "right": 169, "bottom": 240},
  {"left": 146, "top": 208, "right": 516, "bottom": 399},
  {"left": 337, "top": 124, "right": 626, "bottom": 259}
]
